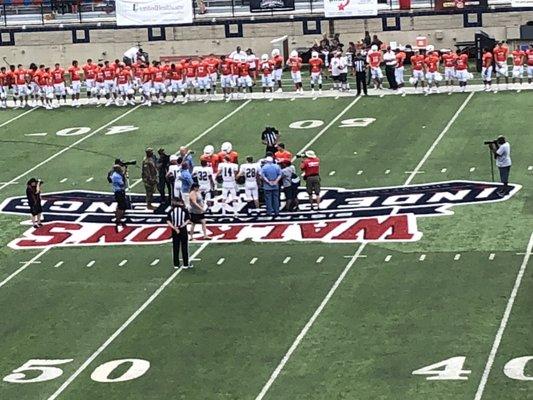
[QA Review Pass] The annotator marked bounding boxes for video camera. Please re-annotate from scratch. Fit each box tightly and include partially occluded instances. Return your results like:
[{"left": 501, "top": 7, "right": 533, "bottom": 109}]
[
  {"left": 484, "top": 140, "right": 497, "bottom": 145},
  {"left": 115, "top": 158, "right": 137, "bottom": 167}
]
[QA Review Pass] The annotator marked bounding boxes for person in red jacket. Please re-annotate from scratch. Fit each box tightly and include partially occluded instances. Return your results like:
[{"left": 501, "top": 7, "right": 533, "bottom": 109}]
[{"left": 300, "top": 150, "right": 321, "bottom": 210}]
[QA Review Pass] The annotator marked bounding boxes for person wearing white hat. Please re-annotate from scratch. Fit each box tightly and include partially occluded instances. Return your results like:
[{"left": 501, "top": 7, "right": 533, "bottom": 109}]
[{"left": 300, "top": 150, "right": 321, "bottom": 210}]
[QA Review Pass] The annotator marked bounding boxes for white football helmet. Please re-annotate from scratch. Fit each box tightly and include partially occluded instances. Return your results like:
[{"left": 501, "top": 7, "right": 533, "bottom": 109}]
[
  {"left": 127, "top": 88, "right": 135, "bottom": 95},
  {"left": 426, "top": 45, "right": 434, "bottom": 52},
  {"left": 311, "top": 51, "right": 319, "bottom": 59},
  {"left": 261, "top": 54, "right": 269, "bottom": 62},
  {"left": 203, "top": 145, "right": 214, "bottom": 155},
  {"left": 371, "top": 45, "right": 378, "bottom": 51},
  {"left": 271, "top": 48, "right": 280, "bottom": 57},
  {"left": 221, "top": 141, "right": 232, "bottom": 153},
  {"left": 290, "top": 50, "right": 298, "bottom": 58}
]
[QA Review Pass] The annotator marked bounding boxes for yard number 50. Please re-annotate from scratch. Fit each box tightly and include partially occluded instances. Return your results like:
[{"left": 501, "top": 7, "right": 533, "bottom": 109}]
[{"left": 3, "top": 358, "right": 150, "bottom": 384}]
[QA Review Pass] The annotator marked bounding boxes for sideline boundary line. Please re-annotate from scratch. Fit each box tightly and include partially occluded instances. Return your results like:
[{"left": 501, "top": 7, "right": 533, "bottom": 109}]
[
  {"left": 0, "top": 107, "right": 36, "bottom": 129},
  {"left": 45, "top": 242, "right": 209, "bottom": 400},
  {"left": 473, "top": 232, "right": 533, "bottom": 400},
  {"left": 254, "top": 92, "right": 475, "bottom": 400}
]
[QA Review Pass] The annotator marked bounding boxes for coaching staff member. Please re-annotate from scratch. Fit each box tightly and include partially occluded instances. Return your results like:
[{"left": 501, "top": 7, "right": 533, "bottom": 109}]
[
  {"left": 352, "top": 48, "right": 368, "bottom": 96},
  {"left": 26, "top": 178, "right": 43, "bottom": 228},
  {"left": 300, "top": 150, "right": 321, "bottom": 210},
  {"left": 166, "top": 199, "right": 192, "bottom": 269},
  {"left": 110, "top": 164, "right": 128, "bottom": 231},
  {"left": 261, "top": 126, "right": 280, "bottom": 156},
  {"left": 489, "top": 135, "right": 512, "bottom": 196}
]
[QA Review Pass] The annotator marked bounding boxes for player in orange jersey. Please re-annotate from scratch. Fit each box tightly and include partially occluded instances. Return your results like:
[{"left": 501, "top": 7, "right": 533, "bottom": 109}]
[
  {"left": 409, "top": 49, "right": 426, "bottom": 93},
  {"left": 424, "top": 46, "right": 441, "bottom": 94},
  {"left": 454, "top": 50, "right": 470, "bottom": 92},
  {"left": 493, "top": 42, "right": 509, "bottom": 89},
  {"left": 287, "top": 50, "right": 304, "bottom": 94},
  {"left": 481, "top": 48, "right": 493, "bottom": 91},
  {"left": 526, "top": 44, "right": 533, "bottom": 84},
  {"left": 309, "top": 51, "right": 324, "bottom": 94},
  {"left": 67, "top": 60, "right": 83, "bottom": 107},
  {"left": 219, "top": 55, "right": 235, "bottom": 100},
  {"left": 271, "top": 48, "right": 284, "bottom": 92},
  {"left": 511, "top": 46, "right": 525, "bottom": 86},
  {"left": 441, "top": 49, "right": 458, "bottom": 93},
  {"left": 0, "top": 67, "right": 8, "bottom": 108},
  {"left": 259, "top": 54, "right": 274, "bottom": 96},
  {"left": 394, "top": 46, "right": 407, "bottom": 94},
  {"left": 196, "top": 57, "right": 212, "bottom": 100},
  {"left": 82, "top": 59, "right": 97, "bottom": 104}
]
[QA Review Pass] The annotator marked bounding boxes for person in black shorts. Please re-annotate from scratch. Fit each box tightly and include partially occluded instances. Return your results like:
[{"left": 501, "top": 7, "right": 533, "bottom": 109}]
[
  {"left": 26, "top": 178, "right": 43, "bottom": 228},
  {"left": 188, "top": 183, "right": 209, "bottom": 240}
]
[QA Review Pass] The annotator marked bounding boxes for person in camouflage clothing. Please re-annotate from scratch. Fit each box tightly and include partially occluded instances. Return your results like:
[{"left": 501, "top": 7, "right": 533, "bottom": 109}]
[{"left": 142, "top": 148, "right": 158, "bottom": 210}]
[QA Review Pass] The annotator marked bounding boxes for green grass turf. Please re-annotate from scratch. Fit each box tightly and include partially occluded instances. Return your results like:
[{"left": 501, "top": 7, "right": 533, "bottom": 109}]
[{"left": 0, "top": 92, "right": 531, "bottom": 399}]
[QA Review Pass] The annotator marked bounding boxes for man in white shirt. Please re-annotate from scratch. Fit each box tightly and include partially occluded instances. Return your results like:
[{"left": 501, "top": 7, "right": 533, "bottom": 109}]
[
  {"left": 490, "top": 136, "right": 512, "bottom": 196},
  {"left": 237, "top": 156, "right": 261, "bottom": 212},
  {"left": 383, "top": 46, "right": 398, "bottom": 90},
  {"left": 167, "top": 155, "right": 182, "bottom": 200},
  {"left": 216, "top": 156, "right": 239, "bottom": 215},
  {"left": 330, "top": 51, "right": 348, "bottom": 91}
]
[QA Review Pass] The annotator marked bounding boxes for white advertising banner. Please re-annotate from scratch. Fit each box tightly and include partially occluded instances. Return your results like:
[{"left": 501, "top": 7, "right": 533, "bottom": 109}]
[
  {"left": 511, "top": 0, "right": 533, "bottom": 6},
  {"left": 323, "top": 0, "right": 378, "bottom": 17},
  {"left": 116, "top": 0, "right": 193, "bottom": 26}
]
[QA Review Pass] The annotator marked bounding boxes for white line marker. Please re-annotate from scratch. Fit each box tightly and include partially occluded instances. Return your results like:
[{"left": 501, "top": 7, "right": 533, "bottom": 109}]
[
  {"left": 357, "top": 170, "right": 363, "bottom": 175},
  {"left": 25, "top": 132, "right": 48, "bottom": 137},
  {"left": 53, "top": 261, "right": 64, "bottom": 268},
  {"left": 86, "top": 260, "right": 95, "bottom": 268},
  {"left": 118, "top": 259, "right": 128, "bottom": 267},
  {"left": 474, "top": 233, "right": 533, "bottom": 400},
  {"left": 0, "top": 181, "right": 18, "bottom": 185},
  {"left": 19, "top": 260, "right": 41, "bottom": 264},
  {"left": 379, "top": 94, "right": 385, "bottom": 98},
  {"left": 60, "top": 178, "right": 68, "bottom": 183},
  {"left": 353, "top": 151, "right": 357, "bottom": 155},
  {"left": 250, "top": 257, "right": 258, "bottom": 265},
  {"left": 150, "top": 259, "right": 160, "bottom": 266},
  {"left": 0, "top": 248, "right": 50, "bottom": 289},
  {"left": 312, "top": 97, "right": 318, "bottom": 101},
  {"left": 469, "top": 167, "right": 476, "bottom": 172},
  {"left": 292, "top": 96, "right": 362, "bottom": 161},
  {"left": 405, "top": 92, "right": 474, "bottom": 185},
  {"left": 528, "top": 166, "right": 532, "bottom": 171},
  {"left": 255, "top": 93, "right": 475, "bottom": 400},
  {"left": 419, "top": 254, "right": 426, "bottom": 261},
  {"left": 385, "top": 169, "right": 390, "bottom": 174},
  {"left": 283, "top": 257, "right": 291, "bottom": 264},
  {"left": 86, "top": 177, "right": 94, "bottom": 182},
  {"left": 46, "top": 243, "right": 210, "bottom": 400},
  {"left": 343, "top": 254, "right": 366, "bottom": 259},
  {"left": 316, "top": 256, "right": 324, "bottom": 263},
  {"left": 0, "top": 107, "right": 36, "bottom": 129},
  {"left": 290, "top": 97, "right": 296, "bottom": 101},
  {"left": 0, "top": 105, "right": 142, "bottom": 191},
  {"left": 268, "top": 98, "right": 274, "bottom": 102},
  {"left": 441, "top": 168, "right": 447, "bottom": 173},
  {"left": 489, "top": 253, "right": 495, "bottom": 261},
  {"left": 217, "top": 258, "right": 225, "bottom": 265},
  {"left": 385, "top": 255, "right": 392, "bottom": 262},
  {"left": 329, "top": 171, "right": 336, "bottom": 176},
  {"left": 335, "top": 95, "right": 340, "bottom": 99},
  {"left": 405, "top": 170, "right": 425, "bottom": 174},
  {"left": 454, "top": 253, "right": 461, "bottom": 261}
]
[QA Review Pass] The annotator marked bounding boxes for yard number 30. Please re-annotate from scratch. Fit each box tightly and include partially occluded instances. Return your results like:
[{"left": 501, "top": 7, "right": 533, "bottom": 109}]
[{"left": 3, "top": 358, "right": 150, "bottom": 384}]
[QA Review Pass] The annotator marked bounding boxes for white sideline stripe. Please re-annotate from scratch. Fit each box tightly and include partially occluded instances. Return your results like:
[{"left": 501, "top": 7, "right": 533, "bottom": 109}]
[
  {"left": 316, "top": 256, "right": 324, "bottom": 263},
  {"left": 0, "top": 248, "right": 50, "bottom": 289},
  {"left": 292, "top": 96, "right": 361, "bottom": 161},
  {"left": 25, "top": 132, "right": 48, "bottom": 137},
  {"left": 86, "top": 260, "right": 95, "bottom": 268},
  {"left": 118, "top": 259, "right": 128, "bottom": 267},
  {"left": 60, "top": 178, "right": 68, "bottom": 183},
  {"left": 404, "top": 91, "right": 474, "bottom": 186},
  {"left": 474, "top": 233, "right": 533, "bottom": 400},
  {"left": 283, "top": 257, "right": 291, "bottom": 264},
  {"left": 0, "top": 107, "right": 36, "bottom": 129},
  {"left": 419, "top": 254, "right": 426, "bottom": 261},
  {"left": 489, "top": 253, "right": 495, "bottom": 261},
  {"left": 46, "top": 243, "right": 209, "bottom": 400},
  {"left": 255, "top": 91, "right": 474, "bottom": 400},
  {"left": 250, "top": 257, "right": 258, "bottom": 265},
  {"left": 0, "top": 105, "right": 142, "bottom": 191},
  {"left": 129, "top": 101, "right": 251, "bottom": 190},
  {"left": 217, "top": 258, "right": 225, "bottom": 265},
  {"left": 150, "top": 259, "right": 160, "bottom": 266},
  {"left": 454, "top": 253, "right": 461, "bottom": 261},
  {"left": 53, "top": 261, "right": 63, "bottom": 268},
  {"left": 385, "top": 255, "right": 392, "bottom": 262}
]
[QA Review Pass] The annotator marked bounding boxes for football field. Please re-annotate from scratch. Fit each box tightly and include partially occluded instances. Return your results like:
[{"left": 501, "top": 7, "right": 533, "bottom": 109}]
[{"left": 0, "top": 90, "right": 532, "bottom": 400}]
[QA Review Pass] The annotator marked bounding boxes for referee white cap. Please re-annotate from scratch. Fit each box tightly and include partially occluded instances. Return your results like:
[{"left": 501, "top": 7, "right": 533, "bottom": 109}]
[{"left": 305, "top": 150, "right": 316, "bottom": 158}]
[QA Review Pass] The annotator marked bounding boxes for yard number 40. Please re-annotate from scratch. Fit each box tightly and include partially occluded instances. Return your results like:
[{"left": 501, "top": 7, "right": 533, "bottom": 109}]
[
  {"left": 413, "top": 356, "right": 533, "bottom": 381},
  {"left": 3, "top": 358, "right": 150, "bottom": 384}
]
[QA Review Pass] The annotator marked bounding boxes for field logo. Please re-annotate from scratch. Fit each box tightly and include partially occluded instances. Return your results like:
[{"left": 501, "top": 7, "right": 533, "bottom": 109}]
[{"left": 0, "top": 181, "right": 520, "bottom": 249}]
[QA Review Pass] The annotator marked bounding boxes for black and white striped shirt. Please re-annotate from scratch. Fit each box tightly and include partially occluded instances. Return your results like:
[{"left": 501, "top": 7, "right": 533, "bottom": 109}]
[
  {"left": 353, "top": 54, "right": 367, "bottom": 73},
  {"left": 167, "top": 206, "right": 190, "bottom": 228},
  {"left": 262, "top": 128, "right": 279, "bottom": 147}
]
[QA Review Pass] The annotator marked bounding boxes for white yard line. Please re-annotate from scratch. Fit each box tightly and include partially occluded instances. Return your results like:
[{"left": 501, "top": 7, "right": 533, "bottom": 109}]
[
  {"left": 0, "top": 105, "right": 142, "bottom": 191},
  {"left": 473, "top": 232, "right": 533, "bottom": 400},
  {"left": 0, "top": 247, "right": 50, "bottom": 289},
  {"left": 0, "top": 107, "right": 36, "bottom": 129},
  {"left": 46, "top": 242, "right": 209, "bottom": 400},
  {"left": 255, "top": 92, "right": 475, "bottom": 400}
]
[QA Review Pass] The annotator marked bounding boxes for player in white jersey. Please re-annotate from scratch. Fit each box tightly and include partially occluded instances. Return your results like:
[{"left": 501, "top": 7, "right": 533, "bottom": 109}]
[
  {"left": 192, "top": 160, "right": 215, "bottom": 207},
  {"left": 166, "top": 155, "right": 182, "bottom": 200},
  {"left": 237, "top": 156, "right": 260, "bottom": 212},
  {"left": 217, "top": 156, "right": 239, "bottom": 215}
]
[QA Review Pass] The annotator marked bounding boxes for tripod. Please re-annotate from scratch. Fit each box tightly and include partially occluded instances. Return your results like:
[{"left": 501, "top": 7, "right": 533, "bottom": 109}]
[{"left": 488, "top": 147, "right": 495, "bottom": 182}]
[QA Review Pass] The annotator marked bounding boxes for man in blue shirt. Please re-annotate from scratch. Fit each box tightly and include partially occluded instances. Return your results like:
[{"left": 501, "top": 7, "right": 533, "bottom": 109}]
[
  {"left": 179, "top": 147, "right": 194, "bottom": 173},
  {"left": 260, "top": 156, "right": 282, "bottom": 216},
  {"left": 179, "top": 161, "right": 194, "bottom": 207},
  {"left": 110, "top": 165, "right": 128, "bottom": 230}
]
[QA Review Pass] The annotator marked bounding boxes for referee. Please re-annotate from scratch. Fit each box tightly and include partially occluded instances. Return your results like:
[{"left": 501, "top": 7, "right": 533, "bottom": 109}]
[
  {"left": 352, "top": 48, "right": 368, "bottom": 96},
  {"left": 166, "top": 199, "right": 192, "bottom": 269},
  {"left": 261, "top": 126, "right": 279, "bottom": 156}
]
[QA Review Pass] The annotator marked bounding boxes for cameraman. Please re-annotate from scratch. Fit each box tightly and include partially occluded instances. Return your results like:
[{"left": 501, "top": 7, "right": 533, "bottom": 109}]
[
  {"left": 489, "top": 136, "right": 512, "bottom": 196},
  {"left": 261, "top": 126, "right": 280, "bottom": 156},
  {"left": 26, "top": 178, "right": 43, "bottom": 228},
  {"left": 299, "top": 150, "right": 321, "bottom": 210},
  {"left": 110, "top": 164, "right": 128, "bottom": 230}
]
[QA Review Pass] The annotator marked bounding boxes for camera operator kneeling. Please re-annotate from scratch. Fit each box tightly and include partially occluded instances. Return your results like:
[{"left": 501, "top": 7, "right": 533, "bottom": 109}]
[{"left": 489, "top": 136, "right": 512, "bottom": 197}]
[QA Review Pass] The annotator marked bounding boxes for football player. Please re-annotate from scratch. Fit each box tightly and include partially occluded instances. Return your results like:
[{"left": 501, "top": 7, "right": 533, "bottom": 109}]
[
  {"left": 527, "top": 44, "right": 533, "bottom": 84},
  {"left": 68, "top": 60, "right": 83, "bottom": 107},
  {"left": 441, "top": 49, "right": 457, "bottom": 93},
  {"left": 237, "top": 56, "right": 253, "bottom": 98},
  {"left": 83, "top": 59, "right": 97, "bottom": 104},
  {"left": 13, "top": 64, "right": 29, "bottom": 108},
  {"left": 169, "top": 62, "right": 186, "bottom": 104},
  {"left": 0, "top": 67, "right": 8, "bottom": 109},
  {"left": 141, "top": 62, "right": 154, "bottom": 106},
  {"left": 481, "top": 48, "right": 493, "bottom": 92},
  {"left": 394, "top": 46, "right": 407, "bottom": 95},
  {"left": 192, "top": 159, "right": 215, "bottom": 208},
  {"left": 183, "top": 58, "right": 198, "bottom": 101},
  {"left": 237, "top": 156, "right": 260, "bottom": 212},
  {"left": 152, "top": 61, "right": 167, "bottom": 104},
  {"left": 116, "top": 64, "right": 135, "bottom": 106},
  {"left": 493, "top": 42, "right": 509, "bottom": 90},
  {"left": 410, "top": 49, "right": 426, "bottom": 93},
  {"left": 217, "top": 142, "right": 239, "bottom": 164},
  {"left": 246, "top": 49, "right": 258, "bottom": 83},
  {"left": 219, "top": 55, "right": 235, "bottom": 101},
  {"left": 259, "top": 54, "right": 274, "bottom": 96},
  {"left": 216, "top": 155, "right": 239, "bottom": 215},
  {"left": 94, "top": 63, "right": 106, "bottom": 105},
  {"left": 102, "top": 60, "right": 118, "bottom": 106},
  {"left": 309, "top": 51, "right": 323, "bottom": 94},
  {"left": 27, "top": 63, "right": 39, "bottom": 107},
  {"left": 51, "top": 63, "right": 67, "bottom": 107},
  {"left": 454, "top": 50, "right": 470, "bottom": 92},
  {"left": 200, "top": 145, "right": 221, "bottom": 174},
  {"left": 196, "top": 57, "right": 212, "bottom": 100},
  {"left": 287, "top": 50, "right": 303, "bottom": 94},
  {"left": 511, "top": 46, "right": 525, "bottom": 87},
  {"left": 424, "top": 46, "right": 441, "bottom": 94},
  {"left": 367, "top": 45, "right": 383, "bottom": 90},
  {"left": 206, "top": 55, "right": 220, "bottom": 94},
  {"left": 271, "top": 48, "right": 284, "bottom": 92}
]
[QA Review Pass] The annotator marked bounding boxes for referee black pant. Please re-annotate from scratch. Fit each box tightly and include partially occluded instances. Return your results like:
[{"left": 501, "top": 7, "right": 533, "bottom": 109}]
[
  {"left": 172, "top": 228, "right": 189, "bottom": 267},
  {"left": 355, "top": 71, "right": 368, "bottom": 95},
  {"left": 385, "top": 65, "right": 398, "bottom": 90}
]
